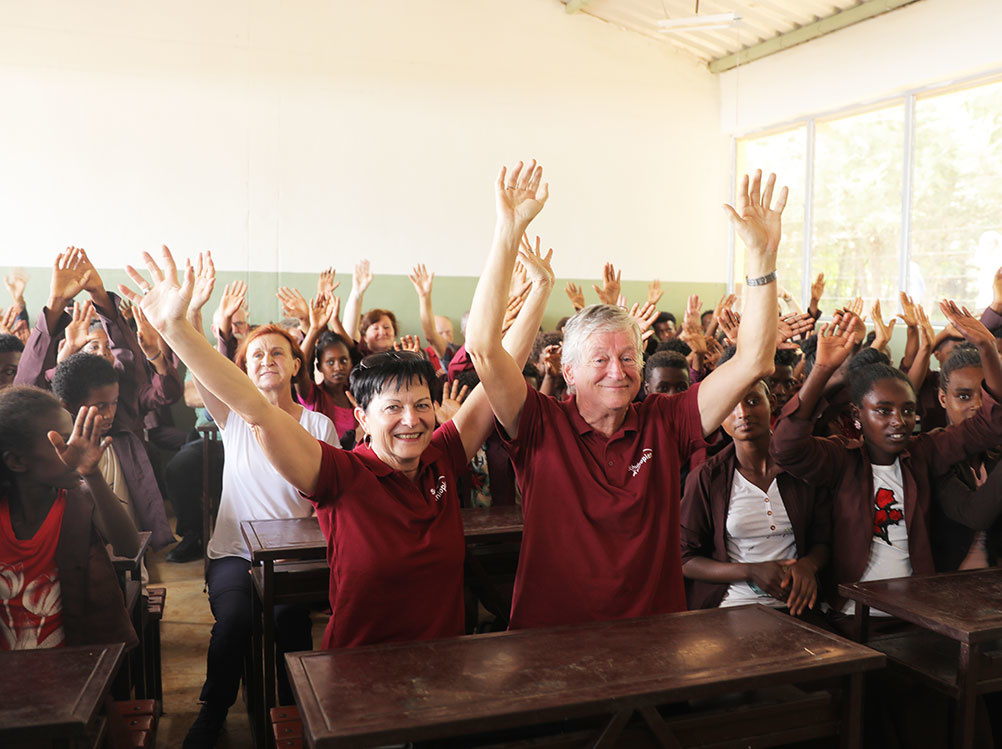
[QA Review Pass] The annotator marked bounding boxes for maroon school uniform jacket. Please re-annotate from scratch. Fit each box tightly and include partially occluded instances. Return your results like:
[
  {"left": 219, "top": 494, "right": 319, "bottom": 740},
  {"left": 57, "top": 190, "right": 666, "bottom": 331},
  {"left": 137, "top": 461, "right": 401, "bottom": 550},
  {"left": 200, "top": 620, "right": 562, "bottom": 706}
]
[
  {"left": 680, "top": 442, "right": 832, "bottom": 610},
  {"left": 58, "top": 485, "right": 138, "bottom": 650},
  {"left": 110, "top": 427, "right": 175, "bottom": 551},
  {"left": 770, "top": 385, "right": 1002, "bottom": 611}
]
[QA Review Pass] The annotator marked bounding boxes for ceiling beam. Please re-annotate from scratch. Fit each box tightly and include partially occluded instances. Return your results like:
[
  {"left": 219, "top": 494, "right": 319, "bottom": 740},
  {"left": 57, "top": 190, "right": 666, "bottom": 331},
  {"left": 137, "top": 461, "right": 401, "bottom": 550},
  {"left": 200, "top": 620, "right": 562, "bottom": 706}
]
[{"left": 709, "top": 0, "right": 923, "bottom": 74}]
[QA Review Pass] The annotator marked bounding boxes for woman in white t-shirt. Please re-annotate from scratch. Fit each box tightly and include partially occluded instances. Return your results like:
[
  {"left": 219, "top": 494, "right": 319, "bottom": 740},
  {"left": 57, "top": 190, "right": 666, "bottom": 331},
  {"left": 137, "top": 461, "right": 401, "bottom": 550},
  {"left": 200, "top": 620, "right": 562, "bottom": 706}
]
[
  {"left": 184, "top": 317, "right": 337, "bottom": 748},
  {"left": 681, "top": 375, "right": 831, "bottom": 616}
]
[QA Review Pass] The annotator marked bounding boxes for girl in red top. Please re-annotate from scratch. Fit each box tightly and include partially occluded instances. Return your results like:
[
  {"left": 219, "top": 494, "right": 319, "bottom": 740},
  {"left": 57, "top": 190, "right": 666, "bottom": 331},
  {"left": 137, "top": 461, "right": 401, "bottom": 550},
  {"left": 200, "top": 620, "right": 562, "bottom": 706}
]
[{"left": 0, "top": 387, "right": 139, "bottom": 650}]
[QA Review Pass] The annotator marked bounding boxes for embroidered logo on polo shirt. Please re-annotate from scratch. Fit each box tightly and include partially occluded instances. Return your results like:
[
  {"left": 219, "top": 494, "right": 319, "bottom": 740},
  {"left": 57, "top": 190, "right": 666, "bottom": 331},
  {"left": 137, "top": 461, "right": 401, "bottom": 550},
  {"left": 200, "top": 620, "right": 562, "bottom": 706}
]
[
  {"left": 430, "top": 475, "right": 448, "bottom": 502},
  {"left": 628, "top": 448, "right": 654, "bottom": 477}
]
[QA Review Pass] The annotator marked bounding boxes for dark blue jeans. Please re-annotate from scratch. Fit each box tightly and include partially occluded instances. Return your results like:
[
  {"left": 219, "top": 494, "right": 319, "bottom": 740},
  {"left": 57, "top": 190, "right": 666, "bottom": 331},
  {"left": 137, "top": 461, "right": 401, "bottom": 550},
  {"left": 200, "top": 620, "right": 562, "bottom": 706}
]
[{"left": 200, "top": 556, "right": 312, "bottom": 708}]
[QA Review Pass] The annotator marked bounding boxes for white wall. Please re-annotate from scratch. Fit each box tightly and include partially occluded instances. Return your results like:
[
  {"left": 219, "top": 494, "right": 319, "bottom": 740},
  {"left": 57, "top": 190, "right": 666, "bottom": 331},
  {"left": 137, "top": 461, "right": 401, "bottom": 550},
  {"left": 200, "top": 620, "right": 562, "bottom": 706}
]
[
  {"left": 720, "top": 0, "right": 1002, "bottom": 135},
  {"left": 0, "top": 0, "right": 728, "bottom": 283}
]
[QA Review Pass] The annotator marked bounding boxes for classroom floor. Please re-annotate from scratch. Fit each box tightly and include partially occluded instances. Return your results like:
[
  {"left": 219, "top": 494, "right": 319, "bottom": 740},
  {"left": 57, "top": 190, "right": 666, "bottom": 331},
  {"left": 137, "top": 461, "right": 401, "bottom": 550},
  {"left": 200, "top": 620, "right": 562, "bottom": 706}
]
[{"left": 149, "top": 530, "right": 326, "bottom": 748}]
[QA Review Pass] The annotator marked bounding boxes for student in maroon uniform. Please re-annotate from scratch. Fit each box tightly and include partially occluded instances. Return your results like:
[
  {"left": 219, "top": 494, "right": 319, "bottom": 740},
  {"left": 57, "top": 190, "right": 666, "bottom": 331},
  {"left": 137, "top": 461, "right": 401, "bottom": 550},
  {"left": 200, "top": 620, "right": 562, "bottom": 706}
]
[
  {"left": 464, "top": 167, "right": 784, "bottom": 629},
  {"left": 118, "top": 170, "right": 551, "bottom": 648}
]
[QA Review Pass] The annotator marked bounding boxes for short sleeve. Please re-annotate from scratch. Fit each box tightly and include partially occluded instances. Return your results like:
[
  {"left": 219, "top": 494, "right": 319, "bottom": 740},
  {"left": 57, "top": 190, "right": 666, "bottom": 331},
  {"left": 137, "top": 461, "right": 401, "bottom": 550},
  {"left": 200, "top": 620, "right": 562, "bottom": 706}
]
[
  {"left": 498, "top": 381, "right": 543, "bottom": 461},
  {"left": 432, "top": 419, "right": 469, "bottom": 477},
  {"left": 305, "top": 409, "right": 340, "bottom": 448},
  {"left": 647, "top": 382, "right": 709, "bottom": 463},
  {"left": 303, "top": 440, "right": 359, "bottom": 508}
]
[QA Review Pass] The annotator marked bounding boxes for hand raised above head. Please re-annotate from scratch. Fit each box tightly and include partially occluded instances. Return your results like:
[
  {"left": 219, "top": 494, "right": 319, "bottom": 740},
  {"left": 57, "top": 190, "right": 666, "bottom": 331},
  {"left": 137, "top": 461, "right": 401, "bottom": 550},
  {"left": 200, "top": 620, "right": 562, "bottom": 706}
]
[
  {"left": 814, "top": 313, "right": 858, "bottom": 370},
  {"left": 118, "top": 244, "right": 194, "bottom": 332},
  {"left": 495, "top": 160, "right": 549, "bottom": 229},
  {"left": 517, "top": 235, "right": 554, "bottom": 287},
  {"left": 724, "top": 169, "right": 788, "bottom": 257},
  {"left": 940, "top": 299, "right": 995, "bottom": 350}
]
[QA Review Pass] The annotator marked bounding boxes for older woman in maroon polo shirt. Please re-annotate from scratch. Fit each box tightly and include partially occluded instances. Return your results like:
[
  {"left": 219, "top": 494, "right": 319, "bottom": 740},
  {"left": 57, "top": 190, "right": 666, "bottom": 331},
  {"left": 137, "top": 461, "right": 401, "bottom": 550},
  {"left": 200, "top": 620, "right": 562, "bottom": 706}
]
[
  {"left": 465, "top": 166, "right": 787, "bottom": 629},
  {"left": 118, "top": 192, "right": 553, "bottom": 650}
]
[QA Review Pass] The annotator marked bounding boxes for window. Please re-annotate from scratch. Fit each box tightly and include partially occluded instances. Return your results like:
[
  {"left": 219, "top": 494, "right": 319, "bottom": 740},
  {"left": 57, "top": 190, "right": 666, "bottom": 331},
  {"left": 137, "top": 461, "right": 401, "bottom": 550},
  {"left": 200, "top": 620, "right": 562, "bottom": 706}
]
[{"left": 733, "top": 72, "right": 1002, "bottom": 323}]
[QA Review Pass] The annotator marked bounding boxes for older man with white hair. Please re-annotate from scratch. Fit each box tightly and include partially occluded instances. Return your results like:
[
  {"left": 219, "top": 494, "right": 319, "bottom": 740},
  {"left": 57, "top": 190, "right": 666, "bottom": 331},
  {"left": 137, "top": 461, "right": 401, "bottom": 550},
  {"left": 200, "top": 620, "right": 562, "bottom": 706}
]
[{"left": 465, "top": 162, "right": 787, "bottom": 629}]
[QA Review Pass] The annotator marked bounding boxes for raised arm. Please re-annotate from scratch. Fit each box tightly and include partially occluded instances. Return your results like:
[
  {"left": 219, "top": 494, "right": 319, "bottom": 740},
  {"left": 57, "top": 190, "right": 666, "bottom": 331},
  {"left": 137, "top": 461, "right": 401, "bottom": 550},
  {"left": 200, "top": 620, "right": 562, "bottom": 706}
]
[
  {"left": 464, "top": 161, "right": 548, "bottom": 439},
  {"left": 121, "top": 247, "right": 324, "bottom": 495},
  {"left": 51, "top": 405, "right": 140, "bottom": 558},
  {"left": 408, "top": 264, "right": 449, "bottom": 358},
  {"left": 342, "top": 259, "right": 372, "bottom": 344},
  {"left": 696, "top": 171, "right": 783, "bottom": 436},
  {"left": 453, "top": 238, "right": 554, "bottom": 460},
  {"left": 907, "top": 303, "right": 934, "bottom": 394}
]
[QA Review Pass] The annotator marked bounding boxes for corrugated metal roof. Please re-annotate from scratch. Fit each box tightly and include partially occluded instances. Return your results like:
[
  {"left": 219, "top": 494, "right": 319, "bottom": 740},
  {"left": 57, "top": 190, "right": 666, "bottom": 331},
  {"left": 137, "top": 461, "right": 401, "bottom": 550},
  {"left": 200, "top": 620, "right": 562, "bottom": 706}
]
[{"left": 561, "top": 0, "right": 898, "bottom": 70}]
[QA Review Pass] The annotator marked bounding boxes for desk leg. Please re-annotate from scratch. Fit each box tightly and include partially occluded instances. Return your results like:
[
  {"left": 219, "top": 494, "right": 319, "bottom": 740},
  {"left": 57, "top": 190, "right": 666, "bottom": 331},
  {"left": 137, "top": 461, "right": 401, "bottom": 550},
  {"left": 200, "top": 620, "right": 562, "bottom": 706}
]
[
  {"left": 954, "top": 642, "right": 978, "bottom": 749},
  {"left": 852, "top": 604, "right": 869, "bottom": 642},
  {"left": 589, "top": 709, "right": 633, "bottom": 749},
  {"left": 840, "top": 672, "right": 864, "bottom": 749},
  {"left": 251, "top": 580, "right": 266, "bottom": 748},
  {"left": 263, "top": 561, "right": 277, "bottom": 748},
  {"left": 464, "top": 548, "right": 510, "bottom": 629}
]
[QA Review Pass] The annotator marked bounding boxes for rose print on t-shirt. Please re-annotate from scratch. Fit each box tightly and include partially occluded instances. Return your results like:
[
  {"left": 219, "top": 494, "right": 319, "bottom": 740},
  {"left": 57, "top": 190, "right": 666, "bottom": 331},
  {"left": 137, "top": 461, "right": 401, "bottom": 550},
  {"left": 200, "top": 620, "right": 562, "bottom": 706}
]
[
  {"left": 0, "top": 563, "right": 64, "bottom": 650},
  {"left": 873, "top": 487, "right": 903, "bottom": 545}
]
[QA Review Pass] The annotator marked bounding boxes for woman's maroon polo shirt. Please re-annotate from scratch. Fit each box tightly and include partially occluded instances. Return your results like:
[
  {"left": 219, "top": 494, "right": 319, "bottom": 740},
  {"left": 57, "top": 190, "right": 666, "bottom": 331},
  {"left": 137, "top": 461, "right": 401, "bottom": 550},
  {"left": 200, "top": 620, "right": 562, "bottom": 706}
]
[
  {"left": 503, "top": 383, "right": 708, "bottom": 629},
  {"left": 306, "top": 421, "right": 467, "bottom": 649}
]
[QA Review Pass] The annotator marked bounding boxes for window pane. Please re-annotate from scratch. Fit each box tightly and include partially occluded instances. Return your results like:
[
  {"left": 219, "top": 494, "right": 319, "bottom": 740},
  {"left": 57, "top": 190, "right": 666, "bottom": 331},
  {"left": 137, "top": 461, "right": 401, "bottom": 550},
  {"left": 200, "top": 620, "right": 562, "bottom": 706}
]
[
  {"left": 812, "top": 104, "right": 904, "bottom": 316},
  {"left": 911, "top": 79, "right": 1002, "bottom": 321},
  {"left": 735, "top": 126, "right": 806, "bottom": 302}
]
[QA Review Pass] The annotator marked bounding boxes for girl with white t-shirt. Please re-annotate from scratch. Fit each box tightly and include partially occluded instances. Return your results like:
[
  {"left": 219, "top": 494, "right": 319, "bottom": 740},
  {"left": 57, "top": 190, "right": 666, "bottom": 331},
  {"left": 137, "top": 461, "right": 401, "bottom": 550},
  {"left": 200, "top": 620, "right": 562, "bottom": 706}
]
[
  {"left": 681, "top": 378, "right": 831, "bottom": 616},
  {"left": 771, "top": 303, "right": 1002, "bottom": 632}
]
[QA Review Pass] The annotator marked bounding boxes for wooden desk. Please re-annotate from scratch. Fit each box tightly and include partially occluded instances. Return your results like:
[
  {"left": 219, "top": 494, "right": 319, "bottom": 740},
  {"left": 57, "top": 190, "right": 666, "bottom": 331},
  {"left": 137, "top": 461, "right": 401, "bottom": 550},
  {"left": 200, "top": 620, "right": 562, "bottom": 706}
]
[
  {"left": 462, "top": 506, "right": 523, "bottom": 630},
  {"left": 462, "top": 505, "right": 523, "bottom": 543},
  {"left": 287, "top": 605, "right": 883, "bottom": 749},
  {"left": 0, "top": 643, "right": 125, "bottom": 747},
  {"left": 841, "top": 568, "right": 1002, "bottom": 749},
  {"left": 109, "top": 530, "right": 151, "bottom": 700}
]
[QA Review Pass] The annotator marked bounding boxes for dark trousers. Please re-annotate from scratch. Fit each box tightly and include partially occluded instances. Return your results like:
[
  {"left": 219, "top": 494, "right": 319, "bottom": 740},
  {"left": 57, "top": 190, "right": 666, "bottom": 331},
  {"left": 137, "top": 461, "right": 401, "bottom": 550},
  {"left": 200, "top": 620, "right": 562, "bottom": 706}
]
[
  {"left": 165, "top": 437, "right": 223, "bottom": 538},
  {"left": 201, "top": 557, "right": 313, "bottom": 708}
]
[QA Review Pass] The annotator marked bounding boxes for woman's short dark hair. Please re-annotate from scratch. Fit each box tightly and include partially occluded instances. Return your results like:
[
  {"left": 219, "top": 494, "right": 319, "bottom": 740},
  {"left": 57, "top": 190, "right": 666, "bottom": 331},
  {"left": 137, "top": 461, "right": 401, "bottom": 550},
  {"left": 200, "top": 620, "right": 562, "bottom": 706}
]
[
  {"left": 52, "top": 353, "right": 119, "bottom": 409},
  {"left": 349, "top": 351, "right": 442, "bottom": 411},
  {"left": 940, "top": 343, "right": 982, "bottom": 391},
  {"left": 360, "top": 308, "right": 398, "bottom": 339},
  {"left": 849, "top": 363, "right": 912, "bottom": 407}
]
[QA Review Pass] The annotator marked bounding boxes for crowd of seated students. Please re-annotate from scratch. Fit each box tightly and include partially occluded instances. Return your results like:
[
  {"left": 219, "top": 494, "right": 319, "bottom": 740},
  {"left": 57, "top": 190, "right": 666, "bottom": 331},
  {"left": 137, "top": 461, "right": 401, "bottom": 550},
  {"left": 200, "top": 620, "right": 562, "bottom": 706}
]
[{"left": 2, "top": 160, "right": 1002, "bottom": 748}]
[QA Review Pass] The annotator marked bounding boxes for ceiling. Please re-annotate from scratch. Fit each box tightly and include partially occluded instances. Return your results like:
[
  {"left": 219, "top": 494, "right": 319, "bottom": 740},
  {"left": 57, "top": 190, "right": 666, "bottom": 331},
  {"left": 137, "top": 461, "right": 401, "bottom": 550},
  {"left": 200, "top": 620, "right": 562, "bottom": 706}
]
[{"left": 561, "top": 0, "right": 919, "bottom": 72}]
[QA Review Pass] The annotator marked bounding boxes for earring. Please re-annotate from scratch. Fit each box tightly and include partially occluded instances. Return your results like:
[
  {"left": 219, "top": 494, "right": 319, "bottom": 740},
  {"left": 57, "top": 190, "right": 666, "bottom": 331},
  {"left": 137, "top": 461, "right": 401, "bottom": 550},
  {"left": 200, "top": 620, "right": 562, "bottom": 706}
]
[{"left": 853, "top": 420, "right": 861, "bottom": 430}]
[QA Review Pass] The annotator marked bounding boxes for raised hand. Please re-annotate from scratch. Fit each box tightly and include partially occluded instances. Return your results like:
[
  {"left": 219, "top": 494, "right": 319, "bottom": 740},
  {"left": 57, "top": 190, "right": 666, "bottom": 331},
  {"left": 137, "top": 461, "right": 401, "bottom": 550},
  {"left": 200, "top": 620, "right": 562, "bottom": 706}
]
[
  {"left": 118, "top": 245, "right": 194, "bottom": 331},
  {"left": 565, "top": 282, "right": 585, "bottom": 311},
  {"left": 48, "top": 406, "right": 112, "bottom": 478},
  {"left": 704, "top": 336, "right": 724, "bottom": 369},
  {"left": 809, "top": 272, "right": 825, "bottom": 309},
  {"left": 541, "top": 343, "right": 562, "bottom": 377},
  {"left": 74, "top": 248, "right": 105, "bottom": 294},
  {"left": 119, "top": 297, "right": 134, "bottom": 322},
  {"left": 309, "top": 292, "right": 333, "bottom": 331},
  {"left": 495, "top": 160, "right": 549, "bottom": 228},
  {"left": 724, "top": 170, "right": 788, "bottom": 257},
  {"left": 592, "top": 263, "right": 622, "bottom": 306},
  {"left": 683, "top": 294, "right": 702, "bottom": 333},
  {"left": 132, "top": 304, "right": 163, "bottom": 360},
  {"left": 897, "top": 291, "right": 918, "bottom": 328},
  {"left": 628, "top": 301, "right": 659, "bottom": 335},
  {"left": 317, "top": 267, "right": 339, "bottom": 298},
  {"left": 940, "top": 300, "right": 994, "bottom": 349},
  {"left": 517, "top": 235, "right": 555, "bottom": 287},
  {"left": 916, "top": 304, "right": 934, "bottom": 350},
  {"left": 49, "top": 247, "right": 92, "bottom": 305},
  {"left": 57, "top": 300, "right": 94, "bottom": 363},
  {"left": 4, "top": 270, "right": 26, "bottom": 307},
  {"left": 815, "top": 313, "right": 858, "bottom": 370},
  {"left": 501, "top": 286, "right": 529, "bottom": 336},
  {"left": 218, "top": 280, "right": 247, "bottom": 321},
  {"left": 276, "top": 287, "right": 309, "bottom": 325},
  {"left": 394, "top": 334, "right": 422, "bottom": 353},
  {"left": 993, "top": 266, "right": 1002, "bottom": 313},
  {"left": 870, "top": 299, "right": 896, "bottom": 349},
  {"left": 777, "top": 312, "right": 813, "bottom": 349},
  {"left": 647, "top": 279, "right": 663, "bottom": 306},
  {"left": 408, "top": 264, "right": 434, "bottom": 298},
  {"left": 0, "top": 306, "right": 17, "bottom": 336},
  {"left": 718, "top": 307, "right": 741, "bottom": 346},
  {"left": 435, "top": 379, "right": 469, "bottom": 424},
  {"left": 189, "top": 251, "right": 216, "bottom": 313},
  {"left": 352, "top": 259, "right": 373, "bottom": 295}
]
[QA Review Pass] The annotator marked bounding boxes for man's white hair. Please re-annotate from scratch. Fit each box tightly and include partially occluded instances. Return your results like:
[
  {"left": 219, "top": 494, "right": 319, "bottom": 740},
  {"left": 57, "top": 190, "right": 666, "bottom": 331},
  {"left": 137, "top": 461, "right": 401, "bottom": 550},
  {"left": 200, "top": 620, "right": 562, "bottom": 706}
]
[{"left": 561, "top": 304, "right": 643, "bottom": 371}]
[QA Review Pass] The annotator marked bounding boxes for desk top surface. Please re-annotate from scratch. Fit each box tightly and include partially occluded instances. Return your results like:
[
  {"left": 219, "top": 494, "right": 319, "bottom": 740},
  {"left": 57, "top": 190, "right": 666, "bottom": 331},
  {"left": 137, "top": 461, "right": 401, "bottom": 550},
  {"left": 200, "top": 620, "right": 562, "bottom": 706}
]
[
  {"left": 0, "top": 643, "right": 125, "bottom": 740},
  {"left": 840, "top": 568, "right": 1002, "bottom": 643},
  {"left": 286, "top": 605, "right": 882, "bottom": 747},
  {"left": 109, "top": 530, "right": 152, "bottom": 573},
  {"left": 243, "top": 506, "right": 524, "bottom": 562}
]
